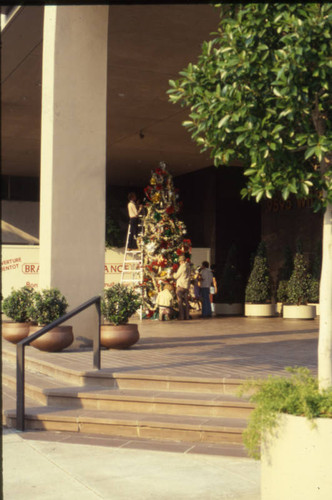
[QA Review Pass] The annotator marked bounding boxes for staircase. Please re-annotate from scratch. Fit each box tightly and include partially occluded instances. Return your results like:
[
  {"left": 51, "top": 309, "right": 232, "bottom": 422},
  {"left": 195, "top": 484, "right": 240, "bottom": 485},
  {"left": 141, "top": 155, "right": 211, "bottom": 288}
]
[{"left": 2, "top": 339, "right": 254, "bottom": 456}]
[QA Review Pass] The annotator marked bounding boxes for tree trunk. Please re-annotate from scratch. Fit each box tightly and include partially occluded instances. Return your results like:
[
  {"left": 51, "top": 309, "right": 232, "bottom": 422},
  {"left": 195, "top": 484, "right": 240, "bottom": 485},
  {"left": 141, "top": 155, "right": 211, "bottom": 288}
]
[{"left": 318, "top": 202, "right": 332, "bottom": 389}]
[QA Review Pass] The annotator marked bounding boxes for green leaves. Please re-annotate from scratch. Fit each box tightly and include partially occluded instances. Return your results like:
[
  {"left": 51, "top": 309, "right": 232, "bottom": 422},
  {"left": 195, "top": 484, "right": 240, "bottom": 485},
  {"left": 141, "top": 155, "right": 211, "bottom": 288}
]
[
  {"left": 168, "top": 3, "right": 332, "bottom": 209},
  {"left": 2, "top": 286, "right": 35, "bottom": 323},
  {"left": 240, "top": 366, "right": 332, "bottom": 459},
  {"left": 101, "top": 284, "right": 141, "bottom": 326}
]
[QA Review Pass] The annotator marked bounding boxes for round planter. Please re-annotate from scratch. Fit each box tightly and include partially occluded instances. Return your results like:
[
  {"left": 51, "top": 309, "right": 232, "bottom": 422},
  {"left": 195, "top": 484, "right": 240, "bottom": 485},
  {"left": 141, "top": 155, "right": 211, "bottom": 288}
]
[
  {"left": 29, "top": 325, "right": 74, "bottom": 352},
  {"left": 245, "top": 303, "right": 276, "bottom": 317},
  {"left": 308, "top": 303, "right": 320, "bottom": 316},
  {"left": 261, "top": 414, "right": 332, "bottom": 500},
  {"left": 214, "top": 303, "right": 243, "bottom": 316},
  {"left": 101, "top": 323, "right": 139, "bottom": 349},
  {"left": 283, "top": 304, "right": 316, "bottom": 320},
  {"left": 2, "top": 322, "right": 30, "bottom": 344}
]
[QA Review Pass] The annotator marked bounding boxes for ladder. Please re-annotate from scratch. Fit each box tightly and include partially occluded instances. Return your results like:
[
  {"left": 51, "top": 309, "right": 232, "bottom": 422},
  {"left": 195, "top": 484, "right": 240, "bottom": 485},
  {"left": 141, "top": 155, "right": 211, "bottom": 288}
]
[{"left": 120, "top": 220, "right": 144, "bottom": 318}]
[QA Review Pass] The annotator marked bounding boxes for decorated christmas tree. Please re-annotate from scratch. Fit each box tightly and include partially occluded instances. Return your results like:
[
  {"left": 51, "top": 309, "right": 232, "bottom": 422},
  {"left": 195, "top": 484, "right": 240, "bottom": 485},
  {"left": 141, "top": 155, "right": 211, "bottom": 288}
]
[{"left": 138, "top": 162, "right": 192, "bottom": 318}]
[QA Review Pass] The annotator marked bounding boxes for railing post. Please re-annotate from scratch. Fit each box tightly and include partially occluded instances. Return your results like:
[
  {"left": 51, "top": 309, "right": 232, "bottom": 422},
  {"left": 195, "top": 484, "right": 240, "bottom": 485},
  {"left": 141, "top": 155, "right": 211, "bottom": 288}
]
[
  {"left": 93, "top": 297, "right": 101, "bottom": 370},
  {"left": 16, "top": 342, "right": 25, "bottom": 431}
]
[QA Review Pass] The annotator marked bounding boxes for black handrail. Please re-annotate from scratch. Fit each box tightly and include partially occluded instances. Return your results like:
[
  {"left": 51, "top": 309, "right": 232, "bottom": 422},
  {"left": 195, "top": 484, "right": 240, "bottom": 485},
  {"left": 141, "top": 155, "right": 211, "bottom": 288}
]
[{"left": 16, "top": 295, "right": 101, "bottom": 431}]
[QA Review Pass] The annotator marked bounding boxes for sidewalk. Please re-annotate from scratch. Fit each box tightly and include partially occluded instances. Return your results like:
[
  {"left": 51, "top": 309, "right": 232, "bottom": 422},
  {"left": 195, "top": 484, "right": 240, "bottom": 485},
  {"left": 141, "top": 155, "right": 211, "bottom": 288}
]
[{"left": 3, "top": 428, "right": 260, "bottom": 499}]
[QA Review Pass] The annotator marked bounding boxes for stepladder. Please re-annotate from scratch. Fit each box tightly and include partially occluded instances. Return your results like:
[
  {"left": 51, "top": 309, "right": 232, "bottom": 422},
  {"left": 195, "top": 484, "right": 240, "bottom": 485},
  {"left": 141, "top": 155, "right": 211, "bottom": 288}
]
[{"left": 121, "top": 222, "right": 144, "bottom": 319}]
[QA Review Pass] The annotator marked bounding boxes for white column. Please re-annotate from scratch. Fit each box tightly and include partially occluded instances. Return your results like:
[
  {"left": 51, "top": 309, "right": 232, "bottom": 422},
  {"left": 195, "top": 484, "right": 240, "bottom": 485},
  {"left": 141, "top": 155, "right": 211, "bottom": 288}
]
[{"left": 40, "top": 5, "right": 109, "bottom": 344}]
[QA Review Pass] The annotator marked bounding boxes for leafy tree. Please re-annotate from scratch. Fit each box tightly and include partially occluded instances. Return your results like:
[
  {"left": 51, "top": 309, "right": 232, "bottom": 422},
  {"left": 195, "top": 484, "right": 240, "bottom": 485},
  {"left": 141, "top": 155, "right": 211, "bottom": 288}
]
[
  {"left": 168, "top": 3, "right": 332, "bottom": 388},
  {"left": 245, "top": 241, "right": 272, "bottom": 303},
  {"left": 287, "top": 251, "right": 312, "bottom": 305},
  {"left": 276, "top": 245, "right": 294, "bottom": 303}
]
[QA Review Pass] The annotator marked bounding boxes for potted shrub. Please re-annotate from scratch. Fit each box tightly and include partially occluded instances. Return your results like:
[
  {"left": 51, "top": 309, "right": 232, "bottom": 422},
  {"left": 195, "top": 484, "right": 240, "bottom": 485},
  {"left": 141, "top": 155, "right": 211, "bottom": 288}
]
[
  {"left": 244, "top": 242, "right": 275, "bottom": 317},
  {"left": 2, "top": 286, "right": 35, "bottom": 343},
  {"left": 100, "top": 283, "right": 141, "bottom": 348},
  {"left": 240, "top": 367, "right": 332, "bottom": 499},
  {"left": 276, "top": 245, "right": 293, "bottom": 315},
  {"left": 28, "top": 288, "right": 73, "bottom": 351},
  {"left": 215, "top": 244, "right": 244, "bottom": 315},
  {"left": 283, "top": 250, "right": 315, "bottom": 319}
]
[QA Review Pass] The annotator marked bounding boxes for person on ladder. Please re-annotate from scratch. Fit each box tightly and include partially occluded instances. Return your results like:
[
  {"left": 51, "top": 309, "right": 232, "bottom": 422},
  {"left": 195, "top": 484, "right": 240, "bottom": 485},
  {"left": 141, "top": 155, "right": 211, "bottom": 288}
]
[{"left": 127, "top": 192, "right": 143, "bottom": 251}]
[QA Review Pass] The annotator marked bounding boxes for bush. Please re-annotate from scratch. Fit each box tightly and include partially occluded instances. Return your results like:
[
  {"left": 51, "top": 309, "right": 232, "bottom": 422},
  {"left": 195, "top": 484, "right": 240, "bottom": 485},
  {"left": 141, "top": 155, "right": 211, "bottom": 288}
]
[
  {"left": 239, "top": 367, "right": 332, "bottom": 459},
  {"left": 101, "top": 284, "right": 141, "bottom": 325},
  {"left": 276, "top": 280, "right": 288, "bottom": 303},
  {"left": 218, "top": 244, "right": 244, "bottom": 303},
  {"left": 276, "top": 245, "right": 293, "bottom": 303},
  {"left": 308, "top": 279, "right": 320, "bottom": 303},
  {"left": 245, "top": 242, "right": 272, "bottom": 304},
  {"left": 28, "top": 288, "right": 68, "bottom": 326},
  {"left": 2, "top": 286, "right": 35, "bottom": 323},
  {"left": 287, "top": 252, "right": 312, "bottom": 305}
]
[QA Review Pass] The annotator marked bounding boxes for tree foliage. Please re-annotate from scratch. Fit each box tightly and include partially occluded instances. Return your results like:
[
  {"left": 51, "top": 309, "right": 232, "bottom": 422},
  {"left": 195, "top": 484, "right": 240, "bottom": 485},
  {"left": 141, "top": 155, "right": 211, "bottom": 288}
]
[
  {"left": 168, "top": 3, "right": 332, "bottom": 209},
  {"left": 245, "top": 241, "right": 272, "bottom": 303}
]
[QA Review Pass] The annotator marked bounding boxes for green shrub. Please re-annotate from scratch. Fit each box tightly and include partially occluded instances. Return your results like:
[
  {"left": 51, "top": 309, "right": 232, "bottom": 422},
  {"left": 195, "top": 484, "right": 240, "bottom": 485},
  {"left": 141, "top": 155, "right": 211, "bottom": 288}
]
[
  {"left": 276, "top": 280, "right": 288, "bottom": 303},
  {"left": 101, "top": 284, "right": 141, "bottom": 325},
  {"left": 240, "top": 367, "right": 332, "bottom": 459},
  {"left": 219, "top": 244, "right": 244, "bottom": 303},
  {"left": 2, "top": 286, "right": 35, "bottom": 323},
  {"left": 276, "top": 245, "right": 293, "bottom": 303},
  {"left": 287, "top": 253, "right": 312, "bottom": 305},
  {"left": 28, "top": 288, "right": 68, "bottom": 326},
  {"left": 245, "top": 242, "right": 272, "bottom": 304},
  {"left": 308, "top": 279, "right": 320, "bottom": 303}
]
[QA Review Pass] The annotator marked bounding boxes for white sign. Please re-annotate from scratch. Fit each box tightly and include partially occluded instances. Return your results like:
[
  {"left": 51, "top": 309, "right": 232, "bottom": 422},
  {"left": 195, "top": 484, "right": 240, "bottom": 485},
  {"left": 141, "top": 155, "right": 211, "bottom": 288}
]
[{"left": 1, "top": 245, "right": 211, "bottom": 298}]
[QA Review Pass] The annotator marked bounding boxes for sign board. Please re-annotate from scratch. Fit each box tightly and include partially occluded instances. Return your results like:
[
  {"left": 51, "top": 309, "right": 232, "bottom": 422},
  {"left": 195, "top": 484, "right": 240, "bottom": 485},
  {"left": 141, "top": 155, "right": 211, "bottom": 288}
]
[{"left": 1, "top": 245, "right": 211, "bottom": 298}]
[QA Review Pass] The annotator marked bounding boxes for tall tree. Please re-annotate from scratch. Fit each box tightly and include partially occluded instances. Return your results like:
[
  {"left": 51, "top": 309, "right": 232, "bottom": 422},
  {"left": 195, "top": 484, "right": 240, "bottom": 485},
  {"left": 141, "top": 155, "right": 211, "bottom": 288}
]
[{"left": 168, "top": 3, "right": 332, "bottom": 388}]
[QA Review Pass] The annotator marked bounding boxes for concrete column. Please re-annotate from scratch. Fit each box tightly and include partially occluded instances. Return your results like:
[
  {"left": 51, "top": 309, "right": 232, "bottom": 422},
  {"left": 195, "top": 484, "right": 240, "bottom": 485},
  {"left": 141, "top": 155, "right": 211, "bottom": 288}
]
[{"left": 40, "top": 5, "right": 109, "bottom": 344}]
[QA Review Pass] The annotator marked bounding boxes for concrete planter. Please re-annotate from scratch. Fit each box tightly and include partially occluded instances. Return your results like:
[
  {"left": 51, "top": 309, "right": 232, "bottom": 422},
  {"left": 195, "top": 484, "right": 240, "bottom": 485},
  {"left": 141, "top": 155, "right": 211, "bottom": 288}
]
[
  {"left": 214, "top": 303, "right": 243, "bottom": 316},
  {"left": 283, "top": 304, "right": 316, "bottom": 319},
  {"left": 308, "top": 303, "right": 320, "bottom": 316},
  {"left": 276, "top": 302, "right": 283, "bottom": 316},
  {"left": 244, "top": 303, "right": 276, "bottom": 317},
  {"left": 261, "top": 414, "right": 332, "bottom": 500}
]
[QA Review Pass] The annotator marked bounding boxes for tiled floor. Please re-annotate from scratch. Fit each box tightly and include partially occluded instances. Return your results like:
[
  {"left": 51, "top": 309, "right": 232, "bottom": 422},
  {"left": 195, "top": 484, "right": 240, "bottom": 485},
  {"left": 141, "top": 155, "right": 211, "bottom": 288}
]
[{"left": 5, "top": 316, "right": 318, "bottom": 380}]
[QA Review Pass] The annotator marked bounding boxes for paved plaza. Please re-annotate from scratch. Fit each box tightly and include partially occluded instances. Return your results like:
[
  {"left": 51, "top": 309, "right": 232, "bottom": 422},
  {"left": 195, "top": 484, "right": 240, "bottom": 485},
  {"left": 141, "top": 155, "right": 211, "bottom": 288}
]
[{"left": 2, "top": 316, "right": 319, "bottom": 499}]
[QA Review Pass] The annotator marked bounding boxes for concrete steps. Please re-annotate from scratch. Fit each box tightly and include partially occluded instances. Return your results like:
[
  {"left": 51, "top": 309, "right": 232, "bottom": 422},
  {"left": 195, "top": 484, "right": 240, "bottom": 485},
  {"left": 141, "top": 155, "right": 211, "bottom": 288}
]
[{"left": 2, "top": 341, "right": 253, "bottom": 454}]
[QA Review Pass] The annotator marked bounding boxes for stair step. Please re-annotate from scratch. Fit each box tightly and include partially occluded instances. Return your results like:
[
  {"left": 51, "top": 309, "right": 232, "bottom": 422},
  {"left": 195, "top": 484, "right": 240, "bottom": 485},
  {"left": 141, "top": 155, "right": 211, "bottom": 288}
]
[
  {"left": 45, "top": 387, "right": 253, "bottom": 418},
  {"left": 2, "top": 340, "right": 245, "bottom": 394},
  {"left": 2, "top": 360, "right": 253, "bottom": 418},
  {"left": 4, "top": 406, "right": 246, "bottom": 445}
]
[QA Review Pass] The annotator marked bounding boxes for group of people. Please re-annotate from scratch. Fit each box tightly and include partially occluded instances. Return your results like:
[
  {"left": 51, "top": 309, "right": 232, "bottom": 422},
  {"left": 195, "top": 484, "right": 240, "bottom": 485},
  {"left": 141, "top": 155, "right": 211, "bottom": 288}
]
[{"left": 156, "top": 258, "right": 217, "bottom": 321}]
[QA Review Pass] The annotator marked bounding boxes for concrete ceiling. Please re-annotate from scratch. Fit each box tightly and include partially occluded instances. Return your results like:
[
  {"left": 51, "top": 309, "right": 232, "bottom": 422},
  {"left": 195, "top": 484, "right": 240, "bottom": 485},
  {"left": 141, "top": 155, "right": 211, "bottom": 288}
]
[{"left": 1, "top": 5, "right": 222, "bottom": 186}]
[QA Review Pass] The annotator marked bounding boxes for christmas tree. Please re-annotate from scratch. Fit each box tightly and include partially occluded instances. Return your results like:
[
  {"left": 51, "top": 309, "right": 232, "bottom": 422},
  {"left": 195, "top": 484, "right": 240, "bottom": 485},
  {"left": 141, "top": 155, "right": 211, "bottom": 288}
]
[{"left": 138, "top": 162, "right": 192, "bottom": 318}]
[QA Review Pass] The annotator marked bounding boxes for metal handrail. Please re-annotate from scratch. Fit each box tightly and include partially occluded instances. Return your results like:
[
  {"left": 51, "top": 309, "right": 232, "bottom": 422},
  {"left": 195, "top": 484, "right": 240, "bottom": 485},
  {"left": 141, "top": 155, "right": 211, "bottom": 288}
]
[{"left": 16, "top": 295, "right": 101, "bottom": 431}]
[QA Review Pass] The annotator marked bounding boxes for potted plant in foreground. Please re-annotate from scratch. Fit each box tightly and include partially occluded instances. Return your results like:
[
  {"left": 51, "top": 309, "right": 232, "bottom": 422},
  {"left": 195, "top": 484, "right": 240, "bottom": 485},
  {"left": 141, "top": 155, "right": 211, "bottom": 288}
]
[
  {"left": 244, "top": 242, "right": 275, "bottom": 317},
  {"left": 215, "top": 244, "right": 244, "bottom": 316},
  {"left": 283, "top": 250, "right": 315, "bottom": 320},
  {"left": 240, "top": 367, "right": 332, "bottom": 499},
  {"left": 2, "top": 286, "right": 35, "bottom": 343},
  {"left": 28, "top": 288, "right": 73, "bottom": 351},
  {"left": 101, "top": 284, "right": 141, "bottom": 349}
]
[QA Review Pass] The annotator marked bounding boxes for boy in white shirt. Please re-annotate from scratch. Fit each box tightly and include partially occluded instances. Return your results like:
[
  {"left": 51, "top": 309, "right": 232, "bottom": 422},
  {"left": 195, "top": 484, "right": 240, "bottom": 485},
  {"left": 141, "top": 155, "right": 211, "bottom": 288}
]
[{"left": 156, "top": 283, "right": 174, "bottom": 321}]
